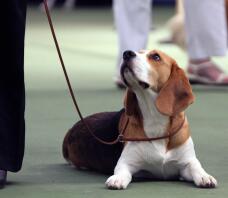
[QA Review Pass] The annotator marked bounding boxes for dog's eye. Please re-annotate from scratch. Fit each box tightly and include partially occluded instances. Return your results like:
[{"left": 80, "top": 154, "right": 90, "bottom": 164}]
[{"left": 149, "top": 53, "right": 161, "bottom": 61}]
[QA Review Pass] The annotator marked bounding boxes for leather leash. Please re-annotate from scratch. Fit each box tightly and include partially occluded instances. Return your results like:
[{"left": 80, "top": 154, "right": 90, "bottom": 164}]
[
  {"left": 43, "top": 0, "right": 185, "bottom": 145},
  {"left": 119, "top": 116, "right": 185, "bottom": 142}
]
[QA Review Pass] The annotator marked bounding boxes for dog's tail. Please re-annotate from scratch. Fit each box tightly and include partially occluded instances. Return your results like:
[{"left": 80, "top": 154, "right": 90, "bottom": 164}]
[{"left": 62, "top": 131, "right": 70, "bottom": 161}]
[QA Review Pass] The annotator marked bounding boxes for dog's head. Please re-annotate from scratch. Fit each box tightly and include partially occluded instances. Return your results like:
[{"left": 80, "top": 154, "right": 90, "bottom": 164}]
[{"left": 121, "top": 49, "right": 194, "bottom": 117}]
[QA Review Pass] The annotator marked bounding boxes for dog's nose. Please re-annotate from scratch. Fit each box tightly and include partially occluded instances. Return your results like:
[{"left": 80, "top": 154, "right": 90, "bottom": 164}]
[{"left": 123, "top": 50, "right": 136, "bottom": 61}]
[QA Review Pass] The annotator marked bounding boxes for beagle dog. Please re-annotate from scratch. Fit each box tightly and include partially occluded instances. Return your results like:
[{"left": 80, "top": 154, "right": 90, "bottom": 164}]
[{"left": 62, "top": 49, "right": 217, "bottom": 189}]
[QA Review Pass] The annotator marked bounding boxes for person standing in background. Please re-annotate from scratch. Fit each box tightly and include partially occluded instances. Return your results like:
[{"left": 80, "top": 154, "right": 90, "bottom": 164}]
[
  {"left": 184, "top": 0, "right": 228, "bottom": 84},
  {"left": 113, "top": 0, "right": 152, "bottom": 88},
  {"left": 0, "top": 0, "right": 27, "bottom": 189}
]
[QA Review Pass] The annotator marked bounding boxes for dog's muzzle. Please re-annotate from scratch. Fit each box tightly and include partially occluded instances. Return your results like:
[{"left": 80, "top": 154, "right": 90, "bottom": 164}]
[
  {"left": 123, "top": 50, "right": 136, "bottom": 61},
  {"left": 120, "top": 50, "right": 136, "bottom": 87},
  {"left": 120, "top": 51, "right": 150, "bottom": 89}
]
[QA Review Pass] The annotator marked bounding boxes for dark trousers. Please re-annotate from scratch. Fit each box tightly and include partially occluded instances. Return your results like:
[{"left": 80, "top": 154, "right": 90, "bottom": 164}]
[{"left": 0, "top": 0, "right": 27, "bottom": 172}]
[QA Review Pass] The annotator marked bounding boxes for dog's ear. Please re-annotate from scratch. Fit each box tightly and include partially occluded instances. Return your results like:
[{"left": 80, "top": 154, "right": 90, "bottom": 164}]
[
  {"left": 124, "top": 89, "right": 139, "bottom": 116},
  {"left": 155, "top": 61, "right": 195, "bottom": 116}
]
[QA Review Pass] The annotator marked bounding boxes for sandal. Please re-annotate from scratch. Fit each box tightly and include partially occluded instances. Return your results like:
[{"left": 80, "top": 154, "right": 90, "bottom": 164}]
[{"left": 187, "top": 61, "right": 228, "bottom": 85}]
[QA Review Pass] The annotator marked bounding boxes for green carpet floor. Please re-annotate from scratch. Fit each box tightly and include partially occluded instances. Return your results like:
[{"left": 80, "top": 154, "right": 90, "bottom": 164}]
[{"left": 1, "top": 6, "right": 228, "bottom": 198}]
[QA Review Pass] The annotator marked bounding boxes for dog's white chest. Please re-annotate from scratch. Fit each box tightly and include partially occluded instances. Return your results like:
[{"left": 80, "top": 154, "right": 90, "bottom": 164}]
[{"left": 129, "top": 141, "right": 179, "bottom": 178}]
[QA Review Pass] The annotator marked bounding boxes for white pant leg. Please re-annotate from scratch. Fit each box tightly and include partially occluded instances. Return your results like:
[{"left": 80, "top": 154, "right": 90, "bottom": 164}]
[
  {"left": 64, "top": 0, "right": 76, "bottom": 8},
  {"left": 113, "top": 0, "right": 152, "bottom": 78},
  {"left": 47, "top": 0, "right": 57, "bottom": 8},
  {"left": 184, "top": 0, "right": 227, "bottom": 59}
]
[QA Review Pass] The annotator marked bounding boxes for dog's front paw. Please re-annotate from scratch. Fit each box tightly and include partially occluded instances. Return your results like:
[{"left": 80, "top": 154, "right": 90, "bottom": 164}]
[
  {"left": 194, "top": 173, "right": 218, "bottom": 188},
  {"left": 105, "top": 175, "right": 130, "bottom": 190}
]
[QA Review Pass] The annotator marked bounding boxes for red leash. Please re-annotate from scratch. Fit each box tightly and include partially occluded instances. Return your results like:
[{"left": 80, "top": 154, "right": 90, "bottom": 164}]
[
  {"left": 42, "top": 0, "right": 124, "bottom": 145},
  {"left": 42, "top": 0, "right": 184, "bottom": 144}
]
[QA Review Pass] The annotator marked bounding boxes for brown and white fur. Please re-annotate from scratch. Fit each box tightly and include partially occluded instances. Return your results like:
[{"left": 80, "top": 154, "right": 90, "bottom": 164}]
[{"left": 63, "top": 49, "right": 217, "bottom": 190}]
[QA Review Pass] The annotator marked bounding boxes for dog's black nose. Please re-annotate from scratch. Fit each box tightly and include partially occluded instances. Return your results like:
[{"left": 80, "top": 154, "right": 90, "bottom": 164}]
[{"left": 123, "top": 50, "right": 136, "bottom": 61}]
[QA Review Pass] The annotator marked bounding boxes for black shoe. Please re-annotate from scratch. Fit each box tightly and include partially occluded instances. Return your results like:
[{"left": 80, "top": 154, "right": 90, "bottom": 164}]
[{"left": 0, "top": 170, "right": 7, "bottom": 189}]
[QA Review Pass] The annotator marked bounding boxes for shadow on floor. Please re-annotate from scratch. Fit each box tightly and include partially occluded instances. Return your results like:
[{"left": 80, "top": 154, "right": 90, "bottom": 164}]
[{"left": 20, "top": 163, "right": 196, "bottom": 189}]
